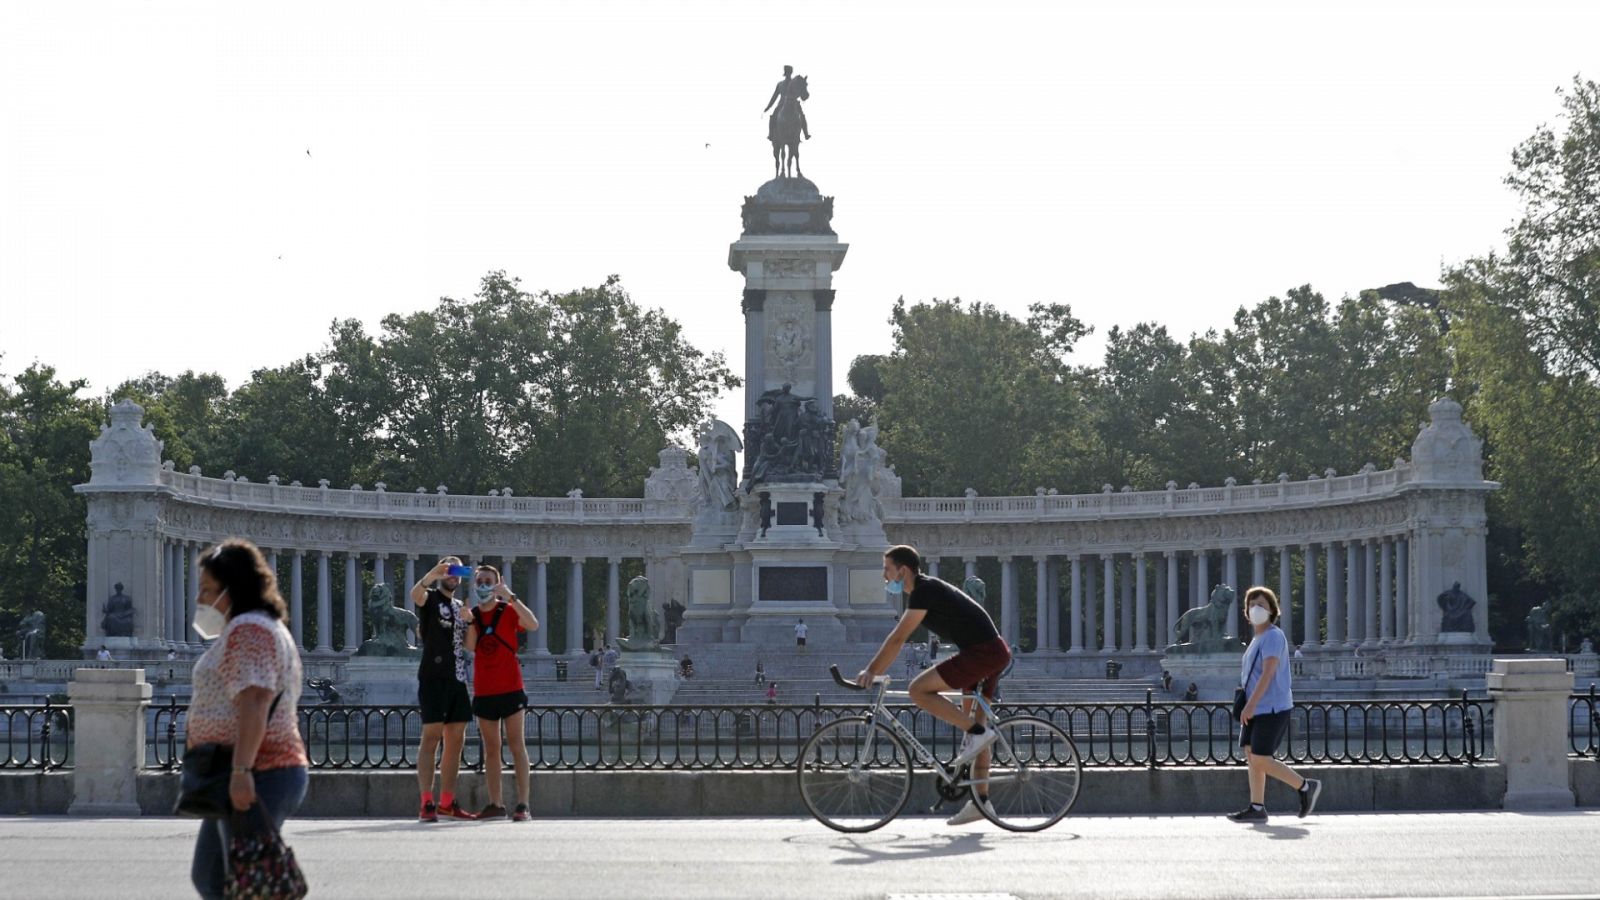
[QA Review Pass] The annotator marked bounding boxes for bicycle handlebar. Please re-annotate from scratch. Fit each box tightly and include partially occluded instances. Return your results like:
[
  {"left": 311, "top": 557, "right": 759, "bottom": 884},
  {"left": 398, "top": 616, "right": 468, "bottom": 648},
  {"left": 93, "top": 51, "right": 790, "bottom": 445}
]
[{"left": 830, "top": 664, "right": 891, "bottom": 691}]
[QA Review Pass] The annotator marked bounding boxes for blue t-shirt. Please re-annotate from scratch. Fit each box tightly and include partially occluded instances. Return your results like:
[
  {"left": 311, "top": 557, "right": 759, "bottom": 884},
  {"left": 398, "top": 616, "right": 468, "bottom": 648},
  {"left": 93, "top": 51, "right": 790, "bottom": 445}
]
[{"left": 1241, "top": 626, "right": 1293, "bottom": 714}]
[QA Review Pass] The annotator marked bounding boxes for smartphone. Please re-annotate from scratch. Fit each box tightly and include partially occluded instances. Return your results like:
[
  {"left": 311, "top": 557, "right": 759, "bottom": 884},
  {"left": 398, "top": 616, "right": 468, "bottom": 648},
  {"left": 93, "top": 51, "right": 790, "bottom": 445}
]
[{"left": 447, "top": 564, "right": 473, "bottom": 577}]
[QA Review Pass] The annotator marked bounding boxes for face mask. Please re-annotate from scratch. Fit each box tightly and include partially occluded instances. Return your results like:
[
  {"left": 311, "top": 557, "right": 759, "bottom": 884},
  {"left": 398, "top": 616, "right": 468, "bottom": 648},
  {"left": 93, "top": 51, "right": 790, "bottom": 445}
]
[
  {"left": 193, "top": 590, "right": 230, "bottom": 640},
  {"left": 884, "top": 574, "right": 904, "bottom": 595},
  {"left": 1247, "top": 605, "right": 1271, "bottom": 626},
  {"left": 474, "top": 584, "right": 497, "bottom": 604}
]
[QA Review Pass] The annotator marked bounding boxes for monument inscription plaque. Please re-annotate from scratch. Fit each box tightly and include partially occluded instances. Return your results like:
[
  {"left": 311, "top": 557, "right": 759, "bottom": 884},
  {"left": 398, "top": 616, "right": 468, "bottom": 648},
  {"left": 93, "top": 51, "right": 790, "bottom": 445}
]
[{"left": 759, "top": 566, "right": 828, "bottom": 603}]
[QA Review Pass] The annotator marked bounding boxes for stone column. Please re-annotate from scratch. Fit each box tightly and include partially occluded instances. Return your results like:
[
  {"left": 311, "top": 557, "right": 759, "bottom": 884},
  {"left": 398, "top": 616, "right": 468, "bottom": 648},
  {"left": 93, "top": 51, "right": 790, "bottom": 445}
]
[
  {"left": 1278, "top": 546, "right": 1293, "bottom": 646},
  {"left": 606, "top": 558, "right": 622, "bottom": 646},
  {"left": 1380, "top": 538, "right": 1395, "bottom": 643},
  {"left": 315, "top": 551, "right": 333, "bottom": 653},
  {"left": 1224, "top": 550, "right": 1240, "bottom": 638},
  {"left": 1045, "top": 558, "right": 1060, "bottom": 651},
  {"left": 67, "top": 668, "right": 150, "bottom": 816},
  {"left": 1134, "top": 553, "right": 1149, "bottom": 652},
  {"left": 1084, "top": 556, "right": 1098, "bottom": 649},
  {"left": 999, "top": 556, "right": 1018, "bottom": 647},
  {"left": 1252, "top": 547, "right": 1267, "bottom": 590},
  {"left": 816, "top": 302, "right": 833, "bottom": 414},
  {"left": 1196, "top": 551, "right": 1210, "bottom": 605},
  {"left": 1363, "top": 539, "right": 1380, "bottom": 649},
  {"left": 567, "top": 559, "right": 586, "bottom": 655},
  {"left": 186, "top": 544, "right": 201, "bottom": 647},
  {"left": 1344, "top": 541, "right": 1361, "bottom": 648},
  {"left": 1325, "top": 543, "right": 1343, "bottom": 646},
  {"left": 1164, "top": 551, "right": 1179, "bottom": 650},
  {"left": 1395, "top": 539, "right": 1410, "bottom": 642},
  {"left": 926, "top": 557, "right": 940, "bottom": 580},
  {"left": 1068, "top": 556, "right": 1084, "bottom": 653},
  {"left": 290, "top": 551, "right": 305, "bottom": 649},
  {"left": 1119, "top": 556, "right": 1134, "bottom": 651},
  {"left": 344, "top": 552, "right": 363, "bottom": 653},
  {"left": 1034, "top": 556, "right": 1049, "bottom": 652},
  {"left": 372, "top": 555, "right": 386, "bottom": 594},
  {"left": 1302, "top": 543, "right": 1319, "bottom": 650},
  {"left": 744, "top": 303, "right": 765, "bottom": 421},
  {"left": 1487, "top": 658, "right": 1577, "bottom": 809},
  {"left": 165, "top": 541, "right": 180, "bottom": 643},
  {"left": 964, "top": 558, "right": 977, "bottom": 581},
  {"left": 531, "top": 557, "right": 550, "bottom": 655},
  {"left": 404, "top": 556, "right": 416, "bottom": 594},
  {"left": 1153, "top": 555, "right": 1168, "bottom": 648},
  {"left": 1101, "top": 555, "right": 1116, "bottom": 652}
]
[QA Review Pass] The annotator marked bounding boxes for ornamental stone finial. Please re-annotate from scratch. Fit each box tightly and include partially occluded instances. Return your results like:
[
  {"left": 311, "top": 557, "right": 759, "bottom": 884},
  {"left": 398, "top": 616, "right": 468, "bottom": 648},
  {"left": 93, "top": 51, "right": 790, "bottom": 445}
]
[
  {"left": 318, "top": 479, "right": 330, "bottom": 489},
  {"left": 373, "top": 482, "right": 385, "bottom": 492},
  {"left": 189, "top": 465, "right": 202, "bottom": 476},
  {"left": 224, "top": 470, "right": 236, "bottom": 481},
  {"left": 1166, "top": 481, "right": 1178, "bottom": 491},
  {"left": 88, "top": 399, "right": 164, "bottom": 486},
  {"left": 162, "top": 460, "right": 175, "bottom": 471},
  {"left": 268, "top": 474, "right": 280, "bottom": 485},
  {"left": 1410, "top": 397, "right": 1485, "bottom": 482}
]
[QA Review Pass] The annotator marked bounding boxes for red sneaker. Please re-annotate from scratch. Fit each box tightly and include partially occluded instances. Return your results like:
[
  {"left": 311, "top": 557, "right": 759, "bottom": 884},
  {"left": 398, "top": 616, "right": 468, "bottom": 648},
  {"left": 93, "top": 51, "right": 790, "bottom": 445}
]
[
  {"left": 438, "top": 801, "right": 477, "bottom": 821},
  {"left": 418, "top": 801, "right": 438, "bottom": 823},
  {"left": 512, "top": 803, "right": 530, "bottom": 822}
]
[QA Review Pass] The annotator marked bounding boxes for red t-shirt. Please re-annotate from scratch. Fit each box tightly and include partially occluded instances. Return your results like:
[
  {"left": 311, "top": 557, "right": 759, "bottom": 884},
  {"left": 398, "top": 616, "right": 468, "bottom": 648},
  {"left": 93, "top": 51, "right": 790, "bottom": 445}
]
[{"left": 469, "top": 602, "right": 526, "bottom": 697}]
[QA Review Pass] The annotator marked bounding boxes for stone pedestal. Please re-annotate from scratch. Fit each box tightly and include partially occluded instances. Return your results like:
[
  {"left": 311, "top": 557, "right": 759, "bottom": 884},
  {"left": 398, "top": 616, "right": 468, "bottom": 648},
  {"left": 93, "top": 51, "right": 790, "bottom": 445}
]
[
  {"left": 1159, "top": 651, "right": 1246, "bottom": 702},
  {"left": 615, "top": 652, "right": 681, "bottom": 704},
  {"left": 1487, "top": 657, "right": 1575, "bottom": 809},
  {"left": 68, "top": 668, "right": 151, "bottom": 816}
]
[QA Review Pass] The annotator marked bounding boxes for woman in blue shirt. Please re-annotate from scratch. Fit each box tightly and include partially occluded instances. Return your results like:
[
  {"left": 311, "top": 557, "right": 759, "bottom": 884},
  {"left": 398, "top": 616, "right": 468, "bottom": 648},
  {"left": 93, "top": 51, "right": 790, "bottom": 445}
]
[{"left": 1230, "top": 586, "right": 1323, "bottom": 822}]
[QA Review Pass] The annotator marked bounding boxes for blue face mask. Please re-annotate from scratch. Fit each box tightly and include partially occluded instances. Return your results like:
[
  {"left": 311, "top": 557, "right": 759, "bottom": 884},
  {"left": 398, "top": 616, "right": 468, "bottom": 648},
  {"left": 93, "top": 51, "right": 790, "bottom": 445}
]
[
  {"left": 474, "top": 584, "right": 496, "bottom": 603},
  {"left": 885, "top": 575, "right": 905, "bottom": 595}
]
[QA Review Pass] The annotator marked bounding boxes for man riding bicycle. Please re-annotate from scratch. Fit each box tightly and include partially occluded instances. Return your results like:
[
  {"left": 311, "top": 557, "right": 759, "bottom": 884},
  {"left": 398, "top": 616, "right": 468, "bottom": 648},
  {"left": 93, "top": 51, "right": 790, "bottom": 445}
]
[{"left": 856, "top": 544, "right": 1011, "bottom": 825}]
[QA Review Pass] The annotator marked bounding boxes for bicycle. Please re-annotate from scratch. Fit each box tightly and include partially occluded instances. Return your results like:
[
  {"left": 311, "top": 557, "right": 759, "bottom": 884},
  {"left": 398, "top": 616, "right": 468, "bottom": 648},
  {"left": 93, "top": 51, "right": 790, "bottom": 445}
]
[{"left": 796, "top": 665, "right": 1083, "bottom": 833}]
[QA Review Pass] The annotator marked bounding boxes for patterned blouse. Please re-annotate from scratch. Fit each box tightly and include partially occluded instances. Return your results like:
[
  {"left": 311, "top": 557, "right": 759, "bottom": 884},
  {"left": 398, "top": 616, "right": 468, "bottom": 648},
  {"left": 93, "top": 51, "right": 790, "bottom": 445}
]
[{"left": 187, "top": 610, "right": 307, "bottom": 770}]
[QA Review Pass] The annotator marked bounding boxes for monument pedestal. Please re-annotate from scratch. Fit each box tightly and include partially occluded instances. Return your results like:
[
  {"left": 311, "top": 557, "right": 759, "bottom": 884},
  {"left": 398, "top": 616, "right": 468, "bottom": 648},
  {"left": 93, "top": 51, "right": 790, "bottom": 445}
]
[
  {"left": 616, "top": 651, "right": 681, "bottom": 704},
  {"left": 1160, "top": 651, "right": 1246, "bottom": 702}
]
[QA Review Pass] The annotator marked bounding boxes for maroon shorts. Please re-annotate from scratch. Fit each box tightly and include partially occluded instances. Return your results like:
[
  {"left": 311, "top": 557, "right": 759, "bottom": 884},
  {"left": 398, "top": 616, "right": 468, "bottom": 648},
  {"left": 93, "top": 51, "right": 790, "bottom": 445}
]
[{"left": 934, "top": 636, "right": 1010, "bottom": 700}]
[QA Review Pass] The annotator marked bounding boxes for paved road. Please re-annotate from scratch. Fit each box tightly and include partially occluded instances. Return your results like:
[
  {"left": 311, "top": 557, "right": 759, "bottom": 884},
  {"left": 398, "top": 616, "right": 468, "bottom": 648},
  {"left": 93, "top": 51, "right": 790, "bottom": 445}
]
[{"left": 3, "top": 811, "right": 1597, "bottom": 899}]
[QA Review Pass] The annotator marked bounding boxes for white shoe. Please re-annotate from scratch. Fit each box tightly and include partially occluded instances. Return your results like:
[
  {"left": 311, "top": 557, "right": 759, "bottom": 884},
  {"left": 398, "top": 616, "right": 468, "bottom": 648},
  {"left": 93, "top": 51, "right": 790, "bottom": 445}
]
[
  {"left": 950, "top": 728, "right": 997, "bottom": 767},
  {"left": 946, "top": 797, "right": 992, "bottom": 826}
]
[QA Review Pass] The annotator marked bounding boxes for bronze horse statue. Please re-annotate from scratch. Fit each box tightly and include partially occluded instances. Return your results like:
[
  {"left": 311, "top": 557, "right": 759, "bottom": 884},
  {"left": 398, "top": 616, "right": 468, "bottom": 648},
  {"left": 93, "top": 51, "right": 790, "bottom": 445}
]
[{"left": 769, "top": 74, "right": 809, "bottom": 179}]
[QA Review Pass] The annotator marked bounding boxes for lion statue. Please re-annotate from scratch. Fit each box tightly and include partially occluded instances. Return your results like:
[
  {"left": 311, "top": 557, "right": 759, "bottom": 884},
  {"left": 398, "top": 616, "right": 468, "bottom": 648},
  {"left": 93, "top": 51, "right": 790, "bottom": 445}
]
[
  {"left": 357, "top": 584, "right": 420, "bottom": 657},
  {"left": 962, "top": 576, "right": 987, "bottom": 606},
  {"left": 617, "top": 576, "right": 663, "bottom": 652},
  {"left": 1168, "top": 584, "right": 1242, "bottom": 655}
]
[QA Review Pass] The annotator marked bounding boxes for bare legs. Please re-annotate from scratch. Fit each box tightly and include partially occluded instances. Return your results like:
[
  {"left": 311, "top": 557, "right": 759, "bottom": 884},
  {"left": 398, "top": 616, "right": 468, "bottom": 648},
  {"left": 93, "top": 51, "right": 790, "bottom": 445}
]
[
  {"left": 1247, "top": 751, "right": 1306, "bottom": 804},
  {"left": 907, "top": 668, "right": 993, "bottom": 787},
  {"left": 477, "top": 712, "right": 530, "bottom": 810},
  {"left": 417, "top": 722, "right": 466, "bottom": 799}
]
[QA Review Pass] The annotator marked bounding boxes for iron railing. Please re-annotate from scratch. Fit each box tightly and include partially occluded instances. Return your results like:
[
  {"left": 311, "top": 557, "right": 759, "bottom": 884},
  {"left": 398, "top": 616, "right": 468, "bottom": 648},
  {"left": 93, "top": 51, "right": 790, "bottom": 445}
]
[
  {"left": 144, "top": 692, "right": 1489, "bottom": 771},
  {"left": 0, "top": 701, "right": 73, "bottom": 770},
  {"left": 1572, "top": 685, "right": 1598, "bottom": 758}
]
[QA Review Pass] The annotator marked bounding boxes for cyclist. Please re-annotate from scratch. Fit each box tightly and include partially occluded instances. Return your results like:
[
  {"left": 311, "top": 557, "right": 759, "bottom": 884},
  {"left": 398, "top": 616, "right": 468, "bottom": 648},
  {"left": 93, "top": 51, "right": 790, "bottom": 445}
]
[{"left": 855, "top": 544, "right": 1011, "bottom": 826}]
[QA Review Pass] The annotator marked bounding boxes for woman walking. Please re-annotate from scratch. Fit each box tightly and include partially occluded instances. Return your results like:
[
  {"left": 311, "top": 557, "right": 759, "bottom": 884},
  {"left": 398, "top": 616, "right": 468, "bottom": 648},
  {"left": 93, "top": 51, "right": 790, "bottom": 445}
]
[
  {"left": 187, "top": 539, "right": 308, "bottom": 897},
  {"left": 1229, "top": 586, "right": 1322, "bottom": 822}
]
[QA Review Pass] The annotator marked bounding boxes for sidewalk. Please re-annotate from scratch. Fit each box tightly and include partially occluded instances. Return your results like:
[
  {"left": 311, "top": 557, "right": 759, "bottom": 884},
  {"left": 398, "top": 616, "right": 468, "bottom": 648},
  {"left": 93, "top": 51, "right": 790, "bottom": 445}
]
[{"left": 3, "top": 810, "right": 1598, "bottom": 898}]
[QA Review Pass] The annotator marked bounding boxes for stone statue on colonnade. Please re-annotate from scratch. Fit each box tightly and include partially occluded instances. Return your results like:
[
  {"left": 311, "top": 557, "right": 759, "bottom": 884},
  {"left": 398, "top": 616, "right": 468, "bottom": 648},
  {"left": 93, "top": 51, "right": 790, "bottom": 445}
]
[
  {"left": 618, "top": 576, "right": 664, "bottom": 652},
  {"left": 1169, "top": 584, "right": 1240, "bottom": 655},
  {"left": 357, "top": 584, "right": 419, "bottom": 656},
  {"left": 101, "top": 583, "right": 135, "bottom": 638}
]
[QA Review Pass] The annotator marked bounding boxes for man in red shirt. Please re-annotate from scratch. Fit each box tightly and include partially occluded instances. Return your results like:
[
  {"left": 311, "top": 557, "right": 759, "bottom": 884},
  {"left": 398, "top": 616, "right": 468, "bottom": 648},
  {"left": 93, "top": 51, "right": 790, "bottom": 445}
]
[{"left": 464, "top": 564, "right": 538, "bottom": 821}]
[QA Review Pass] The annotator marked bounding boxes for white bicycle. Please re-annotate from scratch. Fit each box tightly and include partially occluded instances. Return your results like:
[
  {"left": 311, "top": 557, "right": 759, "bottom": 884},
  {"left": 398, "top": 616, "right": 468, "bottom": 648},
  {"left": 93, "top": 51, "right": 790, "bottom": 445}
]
[{"left": 796, "top": 665, "right": 1083, "bottom": 832}]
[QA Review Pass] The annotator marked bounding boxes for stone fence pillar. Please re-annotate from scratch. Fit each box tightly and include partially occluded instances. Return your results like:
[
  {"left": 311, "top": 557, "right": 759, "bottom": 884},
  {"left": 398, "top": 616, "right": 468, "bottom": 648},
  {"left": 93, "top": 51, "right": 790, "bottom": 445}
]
[
  {"left": 1487, "top": 658, "right": 1575, "bottom": 809},
  {"left": 68, "top": 668, "right": 151, "bottom": 816}
]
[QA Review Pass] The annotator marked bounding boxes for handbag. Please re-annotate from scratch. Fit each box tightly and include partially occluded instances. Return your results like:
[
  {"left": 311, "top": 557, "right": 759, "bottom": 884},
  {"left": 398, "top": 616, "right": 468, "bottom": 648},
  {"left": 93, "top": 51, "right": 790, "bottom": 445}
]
[
  {"left": 176, "top": 692, "right": 283, "bottom": 818},
  {"left": 1232, "top": 647, "right": 1261, "bottom": 722},
  {"left": 225, "top": 803, "right": 308, "bottom": 900}
]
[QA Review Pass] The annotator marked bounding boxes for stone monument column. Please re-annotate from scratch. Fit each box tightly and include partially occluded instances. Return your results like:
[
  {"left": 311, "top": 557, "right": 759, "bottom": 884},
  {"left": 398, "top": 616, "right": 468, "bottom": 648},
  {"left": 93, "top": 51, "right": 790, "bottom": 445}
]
[
  {"left": 530, "top": 557, "right": 550, "bottom": 655},
  {"left": 1069, "top": 556, "right": 1085, "bottom": 653},
  {"left": 290, "top": 551, "right": 305, "bottom": 649},
  {"left": 1302, "top": 542, "right": 1319, "bottom": 650},
  {"left": 75, "top": 399, "right": 168, "bottom": 656},
  {"left": 568, "top": 559, "right": 586, "bottom": 655},
  {"left": 1406, "top": 398, "right": 1496, "bottom": 649}
]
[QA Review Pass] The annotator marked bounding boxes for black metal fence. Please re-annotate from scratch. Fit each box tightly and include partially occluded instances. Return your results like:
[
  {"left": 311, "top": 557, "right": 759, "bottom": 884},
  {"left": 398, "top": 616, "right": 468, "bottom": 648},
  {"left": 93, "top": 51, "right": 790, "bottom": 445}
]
[
  {"left": 1573, "top": 686, "right": 1598, "bottom": 758},
  {"left": 0, "top": 701, "right": 73, "bottom": 770},
  {"left": 143, "top": 691, "right": 1489, "bottom": 771}
]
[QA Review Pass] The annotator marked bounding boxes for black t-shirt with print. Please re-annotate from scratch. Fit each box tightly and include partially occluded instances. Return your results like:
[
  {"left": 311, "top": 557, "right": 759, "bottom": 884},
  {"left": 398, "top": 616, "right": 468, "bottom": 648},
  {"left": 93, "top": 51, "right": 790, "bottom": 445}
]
[
  {"left": 418, "top": 588, "right": 467, "bottom": 684},
  {"left": 905, "top": 574, "right": 999, "bottom": 650}
]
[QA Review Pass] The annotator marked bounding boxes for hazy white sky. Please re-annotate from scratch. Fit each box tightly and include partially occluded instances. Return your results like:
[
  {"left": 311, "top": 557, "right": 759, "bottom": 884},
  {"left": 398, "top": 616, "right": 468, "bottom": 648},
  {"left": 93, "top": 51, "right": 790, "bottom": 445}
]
[{"left": 2, "top": 1, "right": 1595, "bottom": 436}]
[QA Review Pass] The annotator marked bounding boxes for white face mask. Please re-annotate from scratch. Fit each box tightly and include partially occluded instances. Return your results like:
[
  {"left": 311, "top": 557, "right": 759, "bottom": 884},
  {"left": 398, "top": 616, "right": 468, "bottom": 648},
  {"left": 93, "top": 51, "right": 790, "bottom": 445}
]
[
  {"left": 193, "top": 590, "right": 230, "bottom": 640},
  {"left": 1247, "top": 604, "right": 1271, "bottom": 626}
]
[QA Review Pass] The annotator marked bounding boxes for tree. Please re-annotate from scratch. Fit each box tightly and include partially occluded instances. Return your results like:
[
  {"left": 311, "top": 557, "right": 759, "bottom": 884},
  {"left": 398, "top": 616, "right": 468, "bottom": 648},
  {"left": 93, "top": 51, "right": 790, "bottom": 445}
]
[{"left": 0, "top": 363, "right": 102, "bottom": 657}]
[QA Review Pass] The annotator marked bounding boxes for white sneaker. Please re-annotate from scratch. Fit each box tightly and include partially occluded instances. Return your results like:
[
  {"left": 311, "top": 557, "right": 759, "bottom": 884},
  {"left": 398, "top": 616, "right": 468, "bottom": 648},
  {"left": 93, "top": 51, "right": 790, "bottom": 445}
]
[
  {"left": 950, "top": 728, "right": 997, "bottom": 767},
  {"left": 946, "top": 797, "right": 992, "bottom": 826}
]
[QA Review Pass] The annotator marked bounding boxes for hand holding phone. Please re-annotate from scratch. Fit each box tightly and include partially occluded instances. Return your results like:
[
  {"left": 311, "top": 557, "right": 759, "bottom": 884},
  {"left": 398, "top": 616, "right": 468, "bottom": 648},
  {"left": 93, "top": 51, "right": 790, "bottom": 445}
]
[{"left": 447, "top": 564, "right": 473, "bottom": 577}]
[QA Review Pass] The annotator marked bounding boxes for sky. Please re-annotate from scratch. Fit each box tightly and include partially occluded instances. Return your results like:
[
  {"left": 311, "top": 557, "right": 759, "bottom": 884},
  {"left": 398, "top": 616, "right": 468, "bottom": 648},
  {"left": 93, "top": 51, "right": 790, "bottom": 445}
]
[{"left": 2, "top": 0, "right": 1596, "bottom": 439}]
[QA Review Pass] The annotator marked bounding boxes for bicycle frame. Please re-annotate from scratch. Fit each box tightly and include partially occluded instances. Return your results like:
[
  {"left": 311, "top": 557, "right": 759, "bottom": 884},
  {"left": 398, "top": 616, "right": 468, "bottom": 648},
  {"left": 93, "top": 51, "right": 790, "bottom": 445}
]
[{"left": 854, "top": 679, "right": 1009, "bottom": 791}]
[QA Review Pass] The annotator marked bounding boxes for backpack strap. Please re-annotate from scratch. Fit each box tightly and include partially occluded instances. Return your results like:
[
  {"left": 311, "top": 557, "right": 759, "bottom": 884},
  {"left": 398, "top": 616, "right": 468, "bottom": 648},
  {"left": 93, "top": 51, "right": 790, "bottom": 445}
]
[{"left": 474, "top": 602, "right": 516, "bottom": 654}]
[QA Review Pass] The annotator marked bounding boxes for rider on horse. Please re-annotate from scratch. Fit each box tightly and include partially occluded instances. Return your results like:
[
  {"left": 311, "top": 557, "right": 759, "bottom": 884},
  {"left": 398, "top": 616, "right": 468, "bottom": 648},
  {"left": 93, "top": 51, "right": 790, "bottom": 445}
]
[{"left": 765, "top": 65, "right": 811, "bottom": 142}]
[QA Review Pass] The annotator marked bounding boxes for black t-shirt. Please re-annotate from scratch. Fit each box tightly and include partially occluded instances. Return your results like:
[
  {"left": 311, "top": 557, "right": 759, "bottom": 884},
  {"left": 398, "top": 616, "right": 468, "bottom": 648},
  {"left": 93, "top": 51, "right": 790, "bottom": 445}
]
[
  {"left": 905, "top": 575, "right": 999, "bottom": 650},
  {"left": 418, "top": 588, "right": 468, "bottom": 684}
]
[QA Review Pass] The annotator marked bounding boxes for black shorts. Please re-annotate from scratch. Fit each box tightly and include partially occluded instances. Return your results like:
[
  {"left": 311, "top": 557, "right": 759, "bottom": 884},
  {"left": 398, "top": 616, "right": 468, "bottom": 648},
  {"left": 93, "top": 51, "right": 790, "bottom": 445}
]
[
  {"left": 796, "top": 637, "right": 806, "bottom": 646},
  {"left": 418, "top": 677, "right": 472, "bottom": 725},
  {"left": 1239, "top": 709, "right": 1291, "bottom": 756},
  {"left": 473, "top": 690, "right": 528, "bottom": 721}
]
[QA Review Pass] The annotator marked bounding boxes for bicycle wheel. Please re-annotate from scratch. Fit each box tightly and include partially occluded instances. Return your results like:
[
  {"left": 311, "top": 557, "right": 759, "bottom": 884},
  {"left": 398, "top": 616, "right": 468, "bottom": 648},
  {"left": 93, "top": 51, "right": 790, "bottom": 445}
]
[
  {"left": 796, "top": 716, "right": 913, "bottom": 833},
  {"left": 976, "top": 715, "right": 1082, "bottom": 832}
]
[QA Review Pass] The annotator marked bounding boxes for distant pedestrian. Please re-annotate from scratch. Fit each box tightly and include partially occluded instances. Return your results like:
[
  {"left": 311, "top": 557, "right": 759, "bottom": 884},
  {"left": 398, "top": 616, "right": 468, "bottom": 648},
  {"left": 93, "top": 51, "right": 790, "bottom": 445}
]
[
  {"left": 1228, "top": 586, "right": 1321, "bottom": 823},
  {"left": 766, "top": 681, "right": 778, "bottom": 705},
  {"left": 590, "top": 647, "right": 603, "bottom": 689},
  {"left": 1293, "top": 644, "right": 1305, "bottom": 659},
  {"left": 795, "top": 618, "right": 807, "bottom": 649},
  {"left": 1161, "top": 669, "right": 1173, "bottom": 692},
  {"left": 167, "top": 648, "right": 177, "bottom": 662},
  {"left": 187, "top": 539, "right": 307, "bottom": 899},
  {"left": 603, "top": 644, "right": 620, "bottom": 684},
  {"left": 928, "top": 636, "right": 940, "bottom": 661},
  {"left": 754, "top": 659, "right": 766, "bottom": 684},
  {"left": 95, "top": 645, "right": 112, "bottom": 661},
  {"left": 1183, "top": 682, "right": 1199, "bottom": 702}
]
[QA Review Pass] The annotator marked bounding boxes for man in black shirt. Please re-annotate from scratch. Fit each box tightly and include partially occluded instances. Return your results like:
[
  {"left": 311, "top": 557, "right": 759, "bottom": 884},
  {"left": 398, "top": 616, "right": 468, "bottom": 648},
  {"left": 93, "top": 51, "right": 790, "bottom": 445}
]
[
  {"left": 856, "top": 545, "right": 1012, "bottom": 826},
  {"left": 410, "top": 555, "right": 475, "bottom": 821}
]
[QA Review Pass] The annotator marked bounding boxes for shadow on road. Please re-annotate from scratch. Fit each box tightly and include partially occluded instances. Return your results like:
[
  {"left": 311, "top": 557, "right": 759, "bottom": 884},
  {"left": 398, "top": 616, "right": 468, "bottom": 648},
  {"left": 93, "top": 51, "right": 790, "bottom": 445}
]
[
  {"left": 1250, "top": 823, "right": 1312, "bottom": 840},
  {"left": 292, "top": 821, "right": 476, "bottom": 835},
  {"left": 783, "top": 830, "right": 1079, "bottom": 865}
]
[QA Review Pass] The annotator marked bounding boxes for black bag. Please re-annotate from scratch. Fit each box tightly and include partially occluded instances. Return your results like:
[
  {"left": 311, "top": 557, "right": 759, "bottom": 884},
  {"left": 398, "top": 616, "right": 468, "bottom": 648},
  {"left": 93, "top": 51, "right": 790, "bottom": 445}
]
[
  {"left": 225, "top": 803, "right": 308, "bottom": 900},
  {"left": 175, "top": 693, "right": 283, "bottom": 818},
  {"left": 1232, "top": 648, "right": 1261, "bottom": 722}
]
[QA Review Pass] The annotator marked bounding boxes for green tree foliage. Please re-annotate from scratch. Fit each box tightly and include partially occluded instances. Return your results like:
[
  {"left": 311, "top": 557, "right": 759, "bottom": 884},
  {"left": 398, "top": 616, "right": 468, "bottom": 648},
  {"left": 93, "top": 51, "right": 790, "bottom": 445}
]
[{"left": 0, "top": 363, "right": 103, "bottom": 656}]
